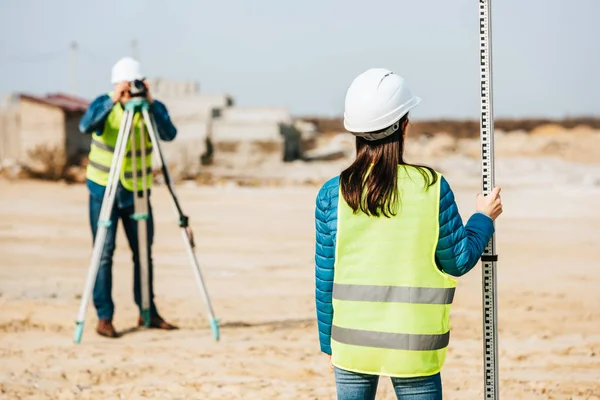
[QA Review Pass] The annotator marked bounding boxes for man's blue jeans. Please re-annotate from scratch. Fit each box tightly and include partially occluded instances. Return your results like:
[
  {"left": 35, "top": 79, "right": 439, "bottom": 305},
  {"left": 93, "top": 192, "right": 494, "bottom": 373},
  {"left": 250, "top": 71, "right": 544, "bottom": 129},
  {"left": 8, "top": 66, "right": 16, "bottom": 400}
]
[
  {"left": 334, "top": 367, "right": 442, "bottom": 400},
  {"left": 89, "top": 190, "right": 158, "bottom": 320}
]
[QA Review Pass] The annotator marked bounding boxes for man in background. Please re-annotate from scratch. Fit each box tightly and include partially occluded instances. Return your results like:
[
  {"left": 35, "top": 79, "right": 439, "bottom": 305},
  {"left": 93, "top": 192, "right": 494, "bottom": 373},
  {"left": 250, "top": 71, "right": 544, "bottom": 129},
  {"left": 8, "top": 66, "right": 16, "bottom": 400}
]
[{"left": 79, "top": 57, "right": 178, "bottom": 338}]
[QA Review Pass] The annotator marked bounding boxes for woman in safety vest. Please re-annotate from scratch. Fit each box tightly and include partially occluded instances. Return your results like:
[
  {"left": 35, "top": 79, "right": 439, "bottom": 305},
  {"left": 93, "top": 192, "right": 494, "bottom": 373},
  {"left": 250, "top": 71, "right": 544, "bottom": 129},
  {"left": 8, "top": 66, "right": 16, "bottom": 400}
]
[{"left": 314, "top": 68, "right": 502, "bottom": 399}]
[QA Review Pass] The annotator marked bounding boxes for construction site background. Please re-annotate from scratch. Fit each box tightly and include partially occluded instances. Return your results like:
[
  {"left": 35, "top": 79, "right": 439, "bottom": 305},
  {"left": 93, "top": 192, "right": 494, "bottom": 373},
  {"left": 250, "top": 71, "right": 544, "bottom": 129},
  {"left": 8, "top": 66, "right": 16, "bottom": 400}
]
[{"left": 0, "top": 78, "right": 599, "bottom": 188}]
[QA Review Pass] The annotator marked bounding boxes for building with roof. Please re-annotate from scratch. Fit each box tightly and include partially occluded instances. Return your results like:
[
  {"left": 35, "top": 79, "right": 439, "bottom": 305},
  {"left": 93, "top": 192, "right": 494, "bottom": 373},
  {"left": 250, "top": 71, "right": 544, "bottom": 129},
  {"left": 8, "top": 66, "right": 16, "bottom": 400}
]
[
  {"left": 0, "top": 92, "right": 90, "bottom": 175},
  {"left": 0, "top": 80, "right": 319, "bottom": 180}
]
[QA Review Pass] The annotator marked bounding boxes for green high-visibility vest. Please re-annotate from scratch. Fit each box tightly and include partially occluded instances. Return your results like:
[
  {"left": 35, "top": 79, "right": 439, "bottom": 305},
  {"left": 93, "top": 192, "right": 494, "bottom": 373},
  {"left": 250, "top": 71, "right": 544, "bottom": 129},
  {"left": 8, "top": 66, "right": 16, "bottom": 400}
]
[
  {"left": 331, "top": 165, "right": 457, "bottom": 378},
  {"left": 86, "top": 93, "right": 153, "bottom": 192}
]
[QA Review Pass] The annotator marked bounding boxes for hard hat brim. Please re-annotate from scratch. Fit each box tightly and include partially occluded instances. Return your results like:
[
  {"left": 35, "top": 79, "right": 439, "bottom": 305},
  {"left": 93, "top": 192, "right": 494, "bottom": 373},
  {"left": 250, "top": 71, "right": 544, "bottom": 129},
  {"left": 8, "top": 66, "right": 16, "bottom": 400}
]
[
  {"left": 111, "top": 74, "right": 144, "bottom": 84},
  {"left": 344, "top": 95, "right": 421, "bottom": 135}
]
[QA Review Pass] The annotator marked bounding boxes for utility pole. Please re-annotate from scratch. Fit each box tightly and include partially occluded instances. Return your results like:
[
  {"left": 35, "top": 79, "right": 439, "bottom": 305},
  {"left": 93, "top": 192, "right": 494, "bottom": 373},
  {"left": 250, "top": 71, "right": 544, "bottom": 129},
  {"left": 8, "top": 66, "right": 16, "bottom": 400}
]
[{"left": 70, "top": 41, "right": 78, "bottom": 96}]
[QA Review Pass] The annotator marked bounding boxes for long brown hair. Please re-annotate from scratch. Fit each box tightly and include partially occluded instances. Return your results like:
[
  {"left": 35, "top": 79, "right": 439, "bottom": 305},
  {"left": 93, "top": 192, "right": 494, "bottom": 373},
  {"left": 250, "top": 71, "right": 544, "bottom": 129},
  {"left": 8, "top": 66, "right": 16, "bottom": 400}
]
[{"left": 340, "top": 114, "right": 438, "bottom": 218}]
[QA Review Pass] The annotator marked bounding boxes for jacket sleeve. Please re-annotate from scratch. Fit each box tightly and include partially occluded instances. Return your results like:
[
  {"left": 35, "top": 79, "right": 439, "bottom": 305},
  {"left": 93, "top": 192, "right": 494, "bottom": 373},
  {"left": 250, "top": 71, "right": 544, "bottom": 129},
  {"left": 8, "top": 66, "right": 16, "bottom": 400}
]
[
  {"left": 436, "top": 176, "right": 495, "bottom": 277},
  {"left": 149, "top": 100, "right": 177, "bottom": 142},
  {"left": 79, "top": 95, "right": 114, "bottom": 135},
  {"left": 315, "top": 182, "right": 337, "bottom": 355}
]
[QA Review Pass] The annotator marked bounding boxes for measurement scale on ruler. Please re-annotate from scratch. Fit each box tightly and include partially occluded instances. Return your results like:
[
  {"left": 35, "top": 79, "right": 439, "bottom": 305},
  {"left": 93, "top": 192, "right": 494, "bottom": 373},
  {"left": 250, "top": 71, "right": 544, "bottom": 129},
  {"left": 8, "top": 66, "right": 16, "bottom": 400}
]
[{"left": 478, "top": 0, "right": 499, "bottom": 399}]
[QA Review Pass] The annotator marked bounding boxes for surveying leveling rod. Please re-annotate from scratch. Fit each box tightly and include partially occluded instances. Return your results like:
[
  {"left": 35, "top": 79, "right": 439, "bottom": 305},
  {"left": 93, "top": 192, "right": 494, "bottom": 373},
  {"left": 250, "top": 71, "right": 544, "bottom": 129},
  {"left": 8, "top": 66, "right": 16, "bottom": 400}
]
[{"left": 479, "top": 0, "right": 499, "bottom": 399}]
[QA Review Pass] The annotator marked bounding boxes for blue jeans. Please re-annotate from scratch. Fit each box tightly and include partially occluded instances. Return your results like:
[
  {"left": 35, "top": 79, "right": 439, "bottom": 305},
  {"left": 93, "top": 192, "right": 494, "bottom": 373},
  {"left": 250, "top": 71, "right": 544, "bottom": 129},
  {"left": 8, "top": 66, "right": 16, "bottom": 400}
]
[
  {"left": 334, "top": 367, "right": 442, "bottom": 400},
  {"left": 89, "top": 188, "right": 158, "bottom": 320}
]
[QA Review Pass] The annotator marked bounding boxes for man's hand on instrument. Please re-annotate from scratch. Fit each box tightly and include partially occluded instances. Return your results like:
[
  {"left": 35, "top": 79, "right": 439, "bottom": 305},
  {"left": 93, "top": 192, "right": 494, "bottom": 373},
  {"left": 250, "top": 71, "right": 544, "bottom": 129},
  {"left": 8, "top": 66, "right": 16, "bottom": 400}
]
[{"left": 112, "top": 81, "right": 130, "bottom": 103}]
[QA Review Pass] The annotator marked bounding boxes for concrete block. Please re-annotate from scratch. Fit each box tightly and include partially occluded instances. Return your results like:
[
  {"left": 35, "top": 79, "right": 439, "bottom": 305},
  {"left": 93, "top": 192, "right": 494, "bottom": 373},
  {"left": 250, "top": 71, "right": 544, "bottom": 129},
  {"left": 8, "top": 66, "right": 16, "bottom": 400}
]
[
  {"left": 146, "top": 78, "right": 200, "bottom": 97},
  {"left": 220, "top": 106, "right": 291, "bottom": 124},
  {"left": 212, "top": 121, "right": 284, "bottom": 142}
]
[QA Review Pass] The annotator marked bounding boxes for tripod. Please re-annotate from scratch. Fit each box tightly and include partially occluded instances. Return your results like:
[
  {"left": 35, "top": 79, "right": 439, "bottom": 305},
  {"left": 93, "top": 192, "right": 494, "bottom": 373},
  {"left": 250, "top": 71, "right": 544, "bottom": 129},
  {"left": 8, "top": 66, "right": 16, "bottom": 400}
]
[{"left": 74, "top": 97, "right": 220, "bottom": 343}]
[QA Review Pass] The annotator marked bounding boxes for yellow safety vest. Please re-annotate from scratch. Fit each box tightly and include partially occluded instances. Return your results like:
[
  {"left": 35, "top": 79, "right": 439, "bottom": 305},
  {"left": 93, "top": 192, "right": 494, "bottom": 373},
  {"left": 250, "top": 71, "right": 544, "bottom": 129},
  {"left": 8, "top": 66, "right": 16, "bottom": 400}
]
[
  {"left": 331, "top": 165, "right": 457, "bottom": 378},
  {"left": 86, "top": 93, "right": 153, "bottom": 192}
]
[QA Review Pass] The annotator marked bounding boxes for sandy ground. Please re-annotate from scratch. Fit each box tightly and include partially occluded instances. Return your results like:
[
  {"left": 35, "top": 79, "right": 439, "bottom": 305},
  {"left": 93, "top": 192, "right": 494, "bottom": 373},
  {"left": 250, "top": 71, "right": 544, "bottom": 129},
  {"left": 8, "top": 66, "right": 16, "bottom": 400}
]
[{"left": 1, "top": 163, "right": 600, "bottom": 399}]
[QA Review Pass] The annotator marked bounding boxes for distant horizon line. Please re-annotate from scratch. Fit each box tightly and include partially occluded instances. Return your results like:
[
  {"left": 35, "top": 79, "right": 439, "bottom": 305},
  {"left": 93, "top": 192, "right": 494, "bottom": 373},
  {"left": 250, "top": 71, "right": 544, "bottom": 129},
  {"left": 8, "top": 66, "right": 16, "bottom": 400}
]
[
  {"left": 3, "top": 89, "right": 598, "bottom": 123},
  {"left": 291, "top": 114, "right": 600, "bottom": 122}
]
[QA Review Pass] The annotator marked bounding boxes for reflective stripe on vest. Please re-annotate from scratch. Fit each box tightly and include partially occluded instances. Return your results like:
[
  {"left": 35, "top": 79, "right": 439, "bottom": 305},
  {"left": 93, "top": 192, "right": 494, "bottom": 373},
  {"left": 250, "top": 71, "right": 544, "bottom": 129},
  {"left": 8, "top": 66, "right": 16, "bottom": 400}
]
[
  {"left": 86, "top": 94, "right": 153, "bottom": 191},
  {"left": 333, "top": 283, "right": 455, "bottom": 305},
  {"left": 87, "top": 159, "right": 152, "bottom": 179},
  {"left": 331, "top": 165, "right": 457, "bottom": 378},
  {"left": 332, "top": 326, "right": 450, "bottom": 351},
  {"left": 91, "top": 138, "right": 153, "bottom": 157}
]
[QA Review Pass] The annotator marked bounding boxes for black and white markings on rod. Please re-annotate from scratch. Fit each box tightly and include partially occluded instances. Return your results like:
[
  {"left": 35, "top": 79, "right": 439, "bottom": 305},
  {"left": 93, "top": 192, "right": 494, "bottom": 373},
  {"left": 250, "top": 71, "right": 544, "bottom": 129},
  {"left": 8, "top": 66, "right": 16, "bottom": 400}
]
[{"left": 479, "top": 1, "right": 499, "bottom": 399}]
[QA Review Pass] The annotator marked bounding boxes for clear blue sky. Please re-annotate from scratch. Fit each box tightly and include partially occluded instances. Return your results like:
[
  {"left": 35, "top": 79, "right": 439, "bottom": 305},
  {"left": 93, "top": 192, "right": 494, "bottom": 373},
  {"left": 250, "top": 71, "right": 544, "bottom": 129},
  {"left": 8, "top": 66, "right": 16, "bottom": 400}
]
[{"left": 1, "top": 0, "right": 598, "bottom": 119}]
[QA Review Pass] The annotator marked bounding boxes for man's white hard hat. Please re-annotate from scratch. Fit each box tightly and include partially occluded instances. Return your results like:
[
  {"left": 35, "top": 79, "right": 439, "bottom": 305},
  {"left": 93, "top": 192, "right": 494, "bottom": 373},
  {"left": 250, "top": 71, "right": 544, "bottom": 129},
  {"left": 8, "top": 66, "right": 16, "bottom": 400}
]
[
  {"left": 343, "top": 68, "right": 421, "bottom": 140},
  {"left": 111, "top": 57, "right": 144, "bottom": 84}
]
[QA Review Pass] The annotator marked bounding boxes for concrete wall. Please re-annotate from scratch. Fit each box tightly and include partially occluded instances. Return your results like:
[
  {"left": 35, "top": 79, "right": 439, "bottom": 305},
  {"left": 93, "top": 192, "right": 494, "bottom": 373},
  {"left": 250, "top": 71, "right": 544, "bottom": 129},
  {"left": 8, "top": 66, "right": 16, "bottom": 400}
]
[
  {"left": 146, "top": 83, "right": 234, "bottom": 174},
  {"left": 212, "top": 120, "right": 284, "bottom": 142},
  {"left": 156, "top": 122, "right": 211, "bottom": 175},
  {"left": 0, "top": 98, "right": 89, "bottom": 171},
  {"left": 151, "top": 95, "right": 231, "bottom": 175},
  {"left": 65, "top": 112, "right": 90, "bottom": 164},
  {"left": 18, "top": 99, "right": 66, "bottom": 166},
  {"left": 209, "top": 106, "right": 311, "bottom": 162},
  {"left": 0, "top": 108, "right": 20, "bottom": 164},
  {"left": 138, "top": 79, "right": 309, "bottom": 167},
  {"left": 159, "top": 95, "right": 233, "bottom": 126},
  {"left": 146, "top": 78, "right": 200, "bottom": 97},
  {"left": 211, "top": 106, "right": 291, "bottom": 143},
  {"left": 294, "top": 119, "right": 317, "bottom": 139},
  {"left": 219, "top": 106, "right": 290, "bottom": 124}
]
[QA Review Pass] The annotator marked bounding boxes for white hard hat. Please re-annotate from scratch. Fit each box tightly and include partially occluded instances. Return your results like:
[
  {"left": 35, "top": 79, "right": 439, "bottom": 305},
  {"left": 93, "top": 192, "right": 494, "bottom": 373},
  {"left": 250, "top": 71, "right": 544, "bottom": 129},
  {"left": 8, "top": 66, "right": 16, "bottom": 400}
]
[
  {"left": 111, "top": 57, "right": 144, "bottom": 84},
  {"left": 343, "top": 68, "right": 421, "bottom": 140}
]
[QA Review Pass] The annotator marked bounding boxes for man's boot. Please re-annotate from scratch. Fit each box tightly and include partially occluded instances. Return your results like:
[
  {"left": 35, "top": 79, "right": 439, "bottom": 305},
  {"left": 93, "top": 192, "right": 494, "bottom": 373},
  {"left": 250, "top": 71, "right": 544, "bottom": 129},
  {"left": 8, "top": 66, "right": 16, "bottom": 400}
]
[
  {"left": 138, "top": 314, "right": 178, "bottom": 330},
  {"left": 96, "top": 319, "right": 118, "bottom": 338}
]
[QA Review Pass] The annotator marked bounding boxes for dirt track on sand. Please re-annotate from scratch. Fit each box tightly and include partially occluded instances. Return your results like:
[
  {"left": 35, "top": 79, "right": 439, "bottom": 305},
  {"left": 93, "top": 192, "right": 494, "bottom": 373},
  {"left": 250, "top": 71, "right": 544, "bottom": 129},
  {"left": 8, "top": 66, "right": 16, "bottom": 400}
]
[{"left": 1, "top": 178, "right": 599, "bottom": 399}]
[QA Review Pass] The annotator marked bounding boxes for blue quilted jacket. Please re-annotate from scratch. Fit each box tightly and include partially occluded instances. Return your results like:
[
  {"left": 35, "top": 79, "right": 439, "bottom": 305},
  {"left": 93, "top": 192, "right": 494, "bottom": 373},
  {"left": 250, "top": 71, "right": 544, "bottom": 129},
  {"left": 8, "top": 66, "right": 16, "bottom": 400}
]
[{"left": 314, "top": 174, "right": 495, "bottom": 355}]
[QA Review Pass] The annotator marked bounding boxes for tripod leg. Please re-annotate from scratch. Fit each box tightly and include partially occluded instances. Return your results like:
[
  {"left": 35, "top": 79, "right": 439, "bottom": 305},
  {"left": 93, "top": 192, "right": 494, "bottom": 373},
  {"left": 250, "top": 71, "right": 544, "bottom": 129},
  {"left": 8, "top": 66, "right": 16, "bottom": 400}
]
[
  {"left": 74, "top": 110, "right": 134, "bottom": 344},
  {"left": 142, "top": 109, "right": 220, "bottom": 341},
  {"left": 131, "top": 119, "right": 151, "bottom": 327}
]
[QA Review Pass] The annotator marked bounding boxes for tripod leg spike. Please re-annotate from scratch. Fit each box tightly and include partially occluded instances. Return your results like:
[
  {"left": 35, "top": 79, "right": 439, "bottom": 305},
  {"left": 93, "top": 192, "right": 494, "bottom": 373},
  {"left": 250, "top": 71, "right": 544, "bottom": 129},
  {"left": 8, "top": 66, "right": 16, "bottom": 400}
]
[
  {"left": 74, "top": 321, "right": 84, "bottom": 344},
  {"left": 210, "top": 318, "right": 220, "bottom": 341},
  {"left": 142, "top": 309, "right": 151, "bottom": 328}
]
